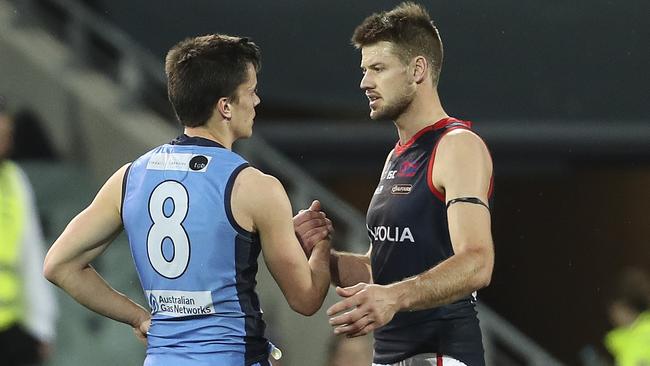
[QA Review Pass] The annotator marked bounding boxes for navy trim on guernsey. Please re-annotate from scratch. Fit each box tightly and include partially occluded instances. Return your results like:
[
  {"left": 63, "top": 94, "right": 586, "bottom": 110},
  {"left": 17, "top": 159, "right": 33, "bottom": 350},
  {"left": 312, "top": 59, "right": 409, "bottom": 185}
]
[
  {"left": 223, "top": 161, "right": 268, "bottom": 364},
  {"left": 225, "top": 163, "right": 254, "bottom": 237},
  {"left": 235, "top": 229, "right": 267, "bottom": 365},
  {"left": 446, "top": 197, "right": 489, "bottom": 210},
  {"left": 171, "top": 133, "right": 227, "bottom": 149},
  {"left": 120, "top": 163, "right": 132, "bottom": 223}
]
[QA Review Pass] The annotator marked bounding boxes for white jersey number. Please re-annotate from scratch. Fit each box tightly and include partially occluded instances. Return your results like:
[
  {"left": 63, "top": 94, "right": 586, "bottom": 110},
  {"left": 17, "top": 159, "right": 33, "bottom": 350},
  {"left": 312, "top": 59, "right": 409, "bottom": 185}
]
[{"left": 147, "top": 180, "right": 190, "bottom": 279}]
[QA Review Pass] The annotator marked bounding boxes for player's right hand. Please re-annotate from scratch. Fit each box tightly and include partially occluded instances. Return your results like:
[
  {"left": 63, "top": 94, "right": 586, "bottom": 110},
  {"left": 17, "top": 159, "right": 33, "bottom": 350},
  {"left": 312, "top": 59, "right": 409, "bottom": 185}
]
[{"left": 293, "top": 200, "right": 334, "bottom": 257}]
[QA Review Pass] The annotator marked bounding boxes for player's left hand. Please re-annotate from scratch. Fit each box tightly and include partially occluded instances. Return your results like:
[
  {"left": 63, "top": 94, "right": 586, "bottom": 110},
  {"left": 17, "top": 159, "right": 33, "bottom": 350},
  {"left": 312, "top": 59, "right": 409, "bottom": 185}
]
[
  {"left": 326, "top": 283, "right": 400, "bottom": 337},
  {"left": 132, "top": 317, "right": 151, "bottom": 346}
]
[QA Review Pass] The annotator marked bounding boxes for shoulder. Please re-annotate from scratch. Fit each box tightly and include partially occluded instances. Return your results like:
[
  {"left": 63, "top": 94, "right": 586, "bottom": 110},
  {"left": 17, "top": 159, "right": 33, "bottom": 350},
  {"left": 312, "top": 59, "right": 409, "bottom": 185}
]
[
  {"left": 103, "top": 163, "right": 132, "bottom": 209},
  {"left": 9, "top": 161, "right": 30, "bottom": 183},
  {"left": 7, "top": 162, "right": 37, "bottom": 205},
  {"left": 232, "top": 167, "right": 287, "bottom": 206},
  {"left": 111, "top": 163, "right": 132, "bottom": 185},
  {"left": 433, "top": 128, "right": 492, "bottom": 184},
  {"left": 436, "top": 129, "right": 491, "bottom": 165},
  {"left": 230, "top": 167, "right": 290, "bottom": 230},
  {"left": 438, "top": 128, "right": 487, "bottom": 151},
  {"left": 235, "top": 167, "right": 283, "bottom": 191}
]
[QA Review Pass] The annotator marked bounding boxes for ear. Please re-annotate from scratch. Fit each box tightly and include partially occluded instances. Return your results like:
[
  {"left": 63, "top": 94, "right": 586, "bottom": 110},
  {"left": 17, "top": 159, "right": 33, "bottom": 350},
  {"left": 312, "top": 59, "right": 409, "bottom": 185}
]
[
  {"left": 412, "top": 56, "right": 428, "bottom": 84},
  {"left": 216, "top": 97, "right": 232, "bottom": 120}
]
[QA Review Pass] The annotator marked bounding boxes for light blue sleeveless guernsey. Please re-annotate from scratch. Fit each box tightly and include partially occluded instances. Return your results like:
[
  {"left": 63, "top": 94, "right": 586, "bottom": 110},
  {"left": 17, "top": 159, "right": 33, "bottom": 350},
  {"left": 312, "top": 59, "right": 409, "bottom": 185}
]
[{"left": 122, "top": 135, "right": 269, "bottom": 366}]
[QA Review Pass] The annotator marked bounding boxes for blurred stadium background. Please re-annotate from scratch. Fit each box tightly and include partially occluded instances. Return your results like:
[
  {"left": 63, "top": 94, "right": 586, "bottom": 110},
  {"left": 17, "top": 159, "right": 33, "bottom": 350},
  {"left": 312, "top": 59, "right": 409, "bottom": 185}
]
[{"left": 1, "top": 0, "right": 648, "bottom": 365}]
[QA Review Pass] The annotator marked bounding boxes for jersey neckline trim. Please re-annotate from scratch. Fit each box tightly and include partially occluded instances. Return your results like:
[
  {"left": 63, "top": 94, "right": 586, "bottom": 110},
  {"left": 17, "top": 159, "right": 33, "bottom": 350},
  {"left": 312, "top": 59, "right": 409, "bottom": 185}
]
[
  {"left": 394, "top": 117, "right": 471, "bottom": 156},
  {"left": 171, "top": 134, "right": 226, "bottom": 149}
]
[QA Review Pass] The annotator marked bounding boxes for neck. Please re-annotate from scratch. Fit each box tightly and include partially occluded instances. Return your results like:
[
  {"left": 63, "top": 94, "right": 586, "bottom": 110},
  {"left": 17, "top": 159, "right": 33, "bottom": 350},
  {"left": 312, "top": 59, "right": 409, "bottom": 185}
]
[
  {"left": 184, "top": 119, "right": 233, "bottom": 150},
  {"left": 394, "top": 87, "right": 448, "bottom": 145}
]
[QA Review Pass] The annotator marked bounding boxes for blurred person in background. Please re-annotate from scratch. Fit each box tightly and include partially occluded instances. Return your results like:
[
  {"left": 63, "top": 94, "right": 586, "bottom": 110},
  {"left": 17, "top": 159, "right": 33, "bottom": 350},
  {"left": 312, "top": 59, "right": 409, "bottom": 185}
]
[
  {"left": 11, "top": 109, "right": 58, "bottom": 161},
  {"left": 325, "top": 335, "right": 373, "bottom": 366},
  {"left": 308, "top": 3, "right": 494, "bottom": 366},
  {"left": 0, "top": 95, "right": 58, "bottom": 366},
  {"left": 43, "top": 34, "right": 333, "bottom": 366},
  {"left": 604, "top": 267, "right": 650, "bottom": 366}
]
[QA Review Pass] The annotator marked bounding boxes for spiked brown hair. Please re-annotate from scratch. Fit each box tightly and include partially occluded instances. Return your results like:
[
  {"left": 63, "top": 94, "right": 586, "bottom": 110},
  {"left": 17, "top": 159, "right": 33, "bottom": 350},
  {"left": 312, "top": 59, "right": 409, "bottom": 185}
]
[{"left": 352, "top": 2, "right": 443, "bottom": 85}]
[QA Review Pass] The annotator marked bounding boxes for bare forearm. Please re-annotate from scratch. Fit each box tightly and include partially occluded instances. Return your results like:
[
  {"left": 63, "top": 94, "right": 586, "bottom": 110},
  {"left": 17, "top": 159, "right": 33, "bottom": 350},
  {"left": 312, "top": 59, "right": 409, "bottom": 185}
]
[
  {"left": 307, "top": 242, "right": 332, "bottom": 305},
  {"left": 47, "top": 265, "right": 148, "bottom": 327},
  {"left": 391, "top": 250, "right": 492, "bottom": 311},
  {"left": 330, "top": 250, "right": 372, "bottom": 287}
]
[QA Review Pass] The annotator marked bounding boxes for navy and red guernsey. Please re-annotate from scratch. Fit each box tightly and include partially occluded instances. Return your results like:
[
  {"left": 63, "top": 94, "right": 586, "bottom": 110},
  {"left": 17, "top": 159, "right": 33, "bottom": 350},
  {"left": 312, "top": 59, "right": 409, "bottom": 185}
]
[{"left": 366, "top": 117, "right": 493, "bottom": 366}]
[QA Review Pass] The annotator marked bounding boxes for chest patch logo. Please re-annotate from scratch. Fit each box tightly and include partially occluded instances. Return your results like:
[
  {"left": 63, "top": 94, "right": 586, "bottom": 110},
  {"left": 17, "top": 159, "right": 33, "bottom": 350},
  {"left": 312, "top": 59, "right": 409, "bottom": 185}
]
[
  {"left": 397, "top": 161, "right": 420, "bottom": 177},
  {"left": 391, "top": 184, "right": 412, "bottom": 195},
  {"left": 189, "top": 155, "right": 209, "bottom": 171}
]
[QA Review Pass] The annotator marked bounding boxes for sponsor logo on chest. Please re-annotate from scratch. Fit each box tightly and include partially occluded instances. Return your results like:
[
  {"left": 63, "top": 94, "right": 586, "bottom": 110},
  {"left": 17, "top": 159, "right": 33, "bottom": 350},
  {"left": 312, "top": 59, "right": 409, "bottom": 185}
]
[
  {"left": 391, "top": 184, "right": 412, "bottom": 195},
  {"left": 368, "top": 225, "right": 415, "bottom": 244}
]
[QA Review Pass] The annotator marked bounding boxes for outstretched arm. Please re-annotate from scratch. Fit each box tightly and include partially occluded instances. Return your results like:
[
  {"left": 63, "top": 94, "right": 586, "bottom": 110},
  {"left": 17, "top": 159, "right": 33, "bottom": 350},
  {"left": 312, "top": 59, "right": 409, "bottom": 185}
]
[
  {"left": 233, "top": 168, "right": 331, "bottom": 316},
  {"left": 43, "top": 164, "right": 150, "bottom": 343},
  {"left": 329, "top": 248, "right": 372, "bottom": 287}
]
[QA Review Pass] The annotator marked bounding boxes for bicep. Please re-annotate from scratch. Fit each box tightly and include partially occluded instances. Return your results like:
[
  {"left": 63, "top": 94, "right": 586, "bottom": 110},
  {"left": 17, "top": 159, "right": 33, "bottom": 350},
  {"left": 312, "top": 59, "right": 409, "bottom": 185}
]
[
  {"left": 238, "top": 173, "right": 311, "bottom": 293},
  {"left": 256, "top": 185, "right": 307, "bottom": 270},
  {"left": 434, "top": 131, "right": 493, "bottom": 254},
  {"left": 447, "top": 204, "right": 492, "bottom": 256}
]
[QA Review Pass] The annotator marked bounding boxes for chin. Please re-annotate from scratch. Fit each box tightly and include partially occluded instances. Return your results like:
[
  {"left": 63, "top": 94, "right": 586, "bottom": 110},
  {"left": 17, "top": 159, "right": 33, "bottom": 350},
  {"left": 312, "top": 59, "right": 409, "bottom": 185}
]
[{"left": 369, "top": 109, "right": 391, "bottom": 121}]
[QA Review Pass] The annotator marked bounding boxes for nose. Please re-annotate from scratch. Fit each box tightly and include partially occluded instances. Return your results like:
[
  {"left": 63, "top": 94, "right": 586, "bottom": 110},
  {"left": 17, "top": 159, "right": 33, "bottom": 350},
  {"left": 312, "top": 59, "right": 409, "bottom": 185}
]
[
  {"left": 254, "top": 93, "right": 261, "bottom": 107},
  {"left": 360, "top": 72, "right": 373, "bottom": 91}
]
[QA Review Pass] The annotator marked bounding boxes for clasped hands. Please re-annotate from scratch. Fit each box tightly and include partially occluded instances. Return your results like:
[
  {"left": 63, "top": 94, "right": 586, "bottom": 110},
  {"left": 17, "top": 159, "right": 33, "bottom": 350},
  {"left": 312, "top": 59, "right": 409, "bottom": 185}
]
[{"left": 293, "top": 201, "right": 400, "bottom": 337}]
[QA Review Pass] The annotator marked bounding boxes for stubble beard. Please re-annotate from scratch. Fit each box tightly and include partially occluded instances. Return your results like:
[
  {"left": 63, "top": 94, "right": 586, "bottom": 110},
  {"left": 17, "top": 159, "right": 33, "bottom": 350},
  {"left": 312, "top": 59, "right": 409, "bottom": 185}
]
[{"left": 370, "top": 92, "right": 413, "bottom": 121}]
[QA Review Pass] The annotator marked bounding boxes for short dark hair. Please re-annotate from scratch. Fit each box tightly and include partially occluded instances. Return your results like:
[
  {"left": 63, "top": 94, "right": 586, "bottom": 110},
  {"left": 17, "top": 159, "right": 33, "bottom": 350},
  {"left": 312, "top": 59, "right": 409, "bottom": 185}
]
[
  {"left": 351, "top": 2, "right": 443, "bottom": 84},
  {"left": 165, "top": 34, "right": 261, "bottom": 127}
]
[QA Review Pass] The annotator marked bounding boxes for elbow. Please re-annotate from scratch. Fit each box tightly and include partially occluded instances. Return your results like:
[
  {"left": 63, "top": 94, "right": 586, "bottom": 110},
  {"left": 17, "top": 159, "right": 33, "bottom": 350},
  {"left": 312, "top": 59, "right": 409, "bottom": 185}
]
[
  {"left": 42, "top": 255, "right": 66, "bottom": 286},
  {"left": 475, "top": 270, "right": 492, "bottom": 289},
  {"left": 475, "top": 259, "right": 494, "bottom": 290},
  {"left": 468, "top": 248, "right": 494, "bottom": 290},
  {"left": 288, "top": 290, "right": 326, "bottom": 316},
  {"left": 288, "top": 298, "right": 322, "bottom": 316}
]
